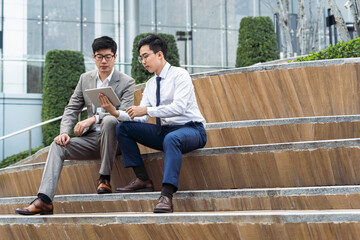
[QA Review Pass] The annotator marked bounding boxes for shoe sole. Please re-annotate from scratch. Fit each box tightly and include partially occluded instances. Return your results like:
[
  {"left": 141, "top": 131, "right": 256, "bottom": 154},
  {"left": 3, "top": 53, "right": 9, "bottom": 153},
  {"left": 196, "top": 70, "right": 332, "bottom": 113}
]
[
  {"left": 115, "top": 187, "right": 154, "bottom": 193},
  {"left": 153, "top": 209, "right": 173, "bottom": 213},
  {"left": 15, "top": 210, "right": 53, "bottom": 215},
  {"left": 97, "top": 190, "right": 112, "bottom": 194}
]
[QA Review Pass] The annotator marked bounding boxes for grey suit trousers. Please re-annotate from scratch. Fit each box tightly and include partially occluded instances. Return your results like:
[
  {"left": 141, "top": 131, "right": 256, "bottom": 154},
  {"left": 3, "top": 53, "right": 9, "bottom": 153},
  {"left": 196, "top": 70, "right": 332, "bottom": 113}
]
[{"left": 38, "top": 115, "right": 119, "bottom": 200}]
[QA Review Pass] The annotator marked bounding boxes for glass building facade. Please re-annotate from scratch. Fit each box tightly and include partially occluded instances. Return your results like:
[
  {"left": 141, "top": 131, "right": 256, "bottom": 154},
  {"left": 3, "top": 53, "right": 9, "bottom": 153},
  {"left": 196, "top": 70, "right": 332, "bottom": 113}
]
[{"left": 0, "top": 0, "right": 351, "bottom": 94}]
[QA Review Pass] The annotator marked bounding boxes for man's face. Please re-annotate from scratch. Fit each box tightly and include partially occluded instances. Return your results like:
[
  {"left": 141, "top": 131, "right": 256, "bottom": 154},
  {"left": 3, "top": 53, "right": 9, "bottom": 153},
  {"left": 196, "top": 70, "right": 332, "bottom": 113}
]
[
  {"left": 139, "top": 45, "right": 161, "bottom": 74},
  {"left": 93, "top": 48, "right": 117, "bottom": 75}
]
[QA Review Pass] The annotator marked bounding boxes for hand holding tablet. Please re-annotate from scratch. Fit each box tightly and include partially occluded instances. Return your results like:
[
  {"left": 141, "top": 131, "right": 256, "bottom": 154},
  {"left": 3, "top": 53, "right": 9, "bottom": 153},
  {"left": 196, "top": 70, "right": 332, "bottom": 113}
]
[{"left": 85, "top": 87, "right": 121, "bottom": 107}]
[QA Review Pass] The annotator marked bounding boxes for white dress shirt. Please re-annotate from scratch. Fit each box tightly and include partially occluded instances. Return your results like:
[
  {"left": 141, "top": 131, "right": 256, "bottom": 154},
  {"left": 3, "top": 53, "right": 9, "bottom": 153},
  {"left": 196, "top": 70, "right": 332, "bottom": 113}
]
[
  {"left": 118, "top": 62, "right": 205, "bottom": 125},
  {"left": 94, "top": 68, "right": 114, "bottom": 127}
]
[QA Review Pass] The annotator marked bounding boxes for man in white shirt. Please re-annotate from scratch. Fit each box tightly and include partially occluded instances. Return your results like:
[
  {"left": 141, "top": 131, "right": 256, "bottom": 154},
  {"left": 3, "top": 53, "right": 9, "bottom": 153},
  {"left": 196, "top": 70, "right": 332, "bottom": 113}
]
[
  {"left": 16, "top": 36, "right": 135, "bottom": 215},
  {"left": 99, "top": 34, "right": 207, "bottom": 213}
]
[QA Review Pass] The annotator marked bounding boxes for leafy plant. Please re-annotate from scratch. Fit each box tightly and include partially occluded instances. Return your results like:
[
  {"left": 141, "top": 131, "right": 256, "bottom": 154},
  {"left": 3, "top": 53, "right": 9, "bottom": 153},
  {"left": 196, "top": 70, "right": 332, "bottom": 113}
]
[
  {"left": 295, "top": 38, "right": 360, "bottom": 62},
  {"left": 41, "top": 50, "right": 85, "bottom": 146},
  {"left": 0, "top": 146, "right": 44, "bottom": 169},
  {"left": 131, "top": 33, "right": 180, "bottom": 84},
  {"left": 236, "top": 16, "right": 279, "bottom": 67}
]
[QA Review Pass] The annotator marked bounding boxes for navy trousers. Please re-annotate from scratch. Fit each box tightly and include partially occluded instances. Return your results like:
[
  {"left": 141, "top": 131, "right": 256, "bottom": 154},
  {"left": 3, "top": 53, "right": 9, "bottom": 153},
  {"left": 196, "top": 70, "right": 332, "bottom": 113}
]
[{"left": 116, "top": 121, "right": 207, "bottom": 188}]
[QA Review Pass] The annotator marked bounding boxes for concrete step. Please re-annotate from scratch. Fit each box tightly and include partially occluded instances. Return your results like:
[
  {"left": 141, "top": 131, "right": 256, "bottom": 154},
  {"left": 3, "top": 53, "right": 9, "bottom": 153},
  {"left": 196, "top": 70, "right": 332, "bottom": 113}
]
[
  {"left": 1, "top": 186, "right": 360, "bottom": 214},
  {"left": 1, "top": 210, "right": 360, "bottom": 239},
  {"left": 1, "top": 138, "right": 360, "bottom": 197}
]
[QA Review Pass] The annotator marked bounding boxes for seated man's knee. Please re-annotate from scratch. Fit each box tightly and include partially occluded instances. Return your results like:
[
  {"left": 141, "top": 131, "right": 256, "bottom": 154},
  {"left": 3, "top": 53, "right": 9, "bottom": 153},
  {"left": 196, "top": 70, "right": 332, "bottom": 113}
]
[
  {"left": 115, "top": 122, "right": 131, "bottom": 137},
  {"left": 163, "top": 133, "right": 181, "bottom": 148},
  {"left": 101, "top": 115, "right": 118, "bottom": 132}
]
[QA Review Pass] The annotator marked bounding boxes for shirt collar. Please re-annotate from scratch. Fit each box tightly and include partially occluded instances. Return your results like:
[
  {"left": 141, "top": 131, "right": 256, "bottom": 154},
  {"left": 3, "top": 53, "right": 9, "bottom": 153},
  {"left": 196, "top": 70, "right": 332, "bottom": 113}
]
[
  {"left": 97, "top": 68, "right": 115, "bottom": 83},
  {"left": 155, "top": 62, "right": 171, "bottom": 80}
]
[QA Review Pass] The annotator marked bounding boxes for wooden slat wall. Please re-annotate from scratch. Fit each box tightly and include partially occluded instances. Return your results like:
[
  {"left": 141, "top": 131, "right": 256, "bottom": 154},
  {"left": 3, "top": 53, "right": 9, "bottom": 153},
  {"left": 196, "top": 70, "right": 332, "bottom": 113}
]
[
  {"left": 140, "top": 63, "right": 360, "bottom": 123},
  {"left": 1, "top": 222, "right": 360, "bottom": 240}
]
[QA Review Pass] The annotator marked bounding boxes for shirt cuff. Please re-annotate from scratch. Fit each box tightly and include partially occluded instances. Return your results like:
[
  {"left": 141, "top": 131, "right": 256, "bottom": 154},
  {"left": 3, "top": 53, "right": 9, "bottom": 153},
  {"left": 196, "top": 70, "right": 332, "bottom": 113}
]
[
  {"left": 147, "top": 107, "right": 158, "bottom": 117},
  {"left": 94, "top": 115, "right": 100, "bottom": 124},
  {"left": 117, "top": 110, "right": 130, "bottom": 121}
]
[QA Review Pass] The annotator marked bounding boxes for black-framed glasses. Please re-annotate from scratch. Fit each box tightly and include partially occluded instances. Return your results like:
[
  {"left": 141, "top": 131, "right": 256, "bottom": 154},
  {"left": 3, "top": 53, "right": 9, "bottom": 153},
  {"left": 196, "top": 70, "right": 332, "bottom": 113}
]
[
  {"left": 94, "top": 54, "right": 115, "bottom": 61},
  {"left": 138, "top": 52, "right": 156, "bottom": 63}
]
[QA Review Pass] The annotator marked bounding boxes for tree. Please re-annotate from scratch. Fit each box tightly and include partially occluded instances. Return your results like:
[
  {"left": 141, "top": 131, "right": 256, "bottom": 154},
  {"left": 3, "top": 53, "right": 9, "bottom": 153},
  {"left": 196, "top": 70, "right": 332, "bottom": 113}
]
[
  {"left": 276, "top": 0, "right": 294, "bottom": 57},
  {"left": 345, "top": 0, "right": 360, "bottom": 38},
  {"left": 42, "top": 50, "right": 85, "bottom": 146},
  {"left": 236, "top": 16, "right": 279, "bottom": 67},
  {"left": 297, "top": 0, "right": 307, "bottom": 55},
  {"left": 328, "top": 0, "right": 350, "bottom": 42}
]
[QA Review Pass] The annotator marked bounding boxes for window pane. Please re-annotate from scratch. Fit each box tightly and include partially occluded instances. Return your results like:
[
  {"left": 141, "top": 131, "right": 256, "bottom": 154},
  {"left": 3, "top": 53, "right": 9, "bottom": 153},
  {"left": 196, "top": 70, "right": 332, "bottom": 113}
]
[
  {"left": 44, "top": 21, "right": 80, "bottom": 52},
  {"left": 27, "top": 0, "right": 42, "bottom": 20},
  {"left": 139, "top": 0, "right": 155, "bottom": 25},
  {"left": 192, "top": 0, "right": 224, "bottom": 28},
  {"left": 227, "top": 29, "right": 237, "bottom": 66},
  {"left": 156, "top": 0, "right": 187, "bottom": 27},
  {"left": 192, "top": 28, "right": 225, "bottom": 66},
  {"left": 3, "top": 19, "right": 27, "bottom": 58},
  {"left": 4, "top": 0, "right": 26, "bottom": 19},
  {"left": 27, "top": 20, "right": 42, "bottom": 57},
  {"left": 44, "top": 0, "right": 80, "bottom": 21},
  {"left": 27, "top": 61, "right": 43, "bottom": 93},
  {"left": 3, "top": 61, "right": 27, "bottom": 94}
]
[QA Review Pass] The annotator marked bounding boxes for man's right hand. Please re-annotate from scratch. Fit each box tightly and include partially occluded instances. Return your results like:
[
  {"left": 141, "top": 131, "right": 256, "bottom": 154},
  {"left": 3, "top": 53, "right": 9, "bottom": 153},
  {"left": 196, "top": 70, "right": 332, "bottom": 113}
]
[{"left": 54, "top": 133, "right": 70, "bottom": 146}]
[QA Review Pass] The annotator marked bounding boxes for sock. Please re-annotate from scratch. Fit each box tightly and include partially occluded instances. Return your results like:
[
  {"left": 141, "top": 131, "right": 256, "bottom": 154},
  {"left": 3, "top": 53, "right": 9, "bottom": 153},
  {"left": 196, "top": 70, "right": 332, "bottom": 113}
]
[
  {"left": 100, "top": 175, "right": 110, "bottom": 182},
  {"left": 37, "top": 193, "right": 52, "bottom": 204},
  {"left": 133, "top": 165, "right": 149, "bottom": 181},
  {"left": 161, "top": 183, "right": 177, "bottom": 200}
]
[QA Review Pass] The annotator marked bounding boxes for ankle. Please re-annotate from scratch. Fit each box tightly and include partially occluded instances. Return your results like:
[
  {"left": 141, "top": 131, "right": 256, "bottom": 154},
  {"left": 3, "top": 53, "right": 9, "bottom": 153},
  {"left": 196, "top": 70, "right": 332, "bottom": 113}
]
[
  {"left": 99, "top": 175, "right": 110, "bottom": 182},
  {"left": 161, "top": 183, "right": 177, "bottom": 200},
  {"left": 37, "top": 193, "right": 52, "bottom": 205}
]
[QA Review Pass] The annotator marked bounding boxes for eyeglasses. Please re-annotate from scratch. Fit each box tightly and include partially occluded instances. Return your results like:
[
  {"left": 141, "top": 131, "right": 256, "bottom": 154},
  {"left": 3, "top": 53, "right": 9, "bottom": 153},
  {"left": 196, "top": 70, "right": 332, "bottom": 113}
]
[
  {"left": 94, "top": 54, "right": 115, "bottom": 61},
  {"left": 138, "top": 52, "right": 156, "bottom": 63}
]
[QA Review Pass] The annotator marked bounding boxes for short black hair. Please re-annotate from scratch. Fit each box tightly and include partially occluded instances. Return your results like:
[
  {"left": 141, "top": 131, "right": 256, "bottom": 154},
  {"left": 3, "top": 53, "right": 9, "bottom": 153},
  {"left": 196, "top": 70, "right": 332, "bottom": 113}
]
[
  {"left": 137, "top": 34, "right": 167, "bottom": 58},
  {"left": 92, "top": 36, "right": 117, "bottom": 54}
]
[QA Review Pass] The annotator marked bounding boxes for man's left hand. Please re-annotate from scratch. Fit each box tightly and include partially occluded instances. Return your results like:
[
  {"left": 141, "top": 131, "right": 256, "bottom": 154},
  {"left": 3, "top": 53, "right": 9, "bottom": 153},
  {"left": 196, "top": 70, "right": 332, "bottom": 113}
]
[{"left": 126, "top": 106, "right": 147, "bottom": 119}]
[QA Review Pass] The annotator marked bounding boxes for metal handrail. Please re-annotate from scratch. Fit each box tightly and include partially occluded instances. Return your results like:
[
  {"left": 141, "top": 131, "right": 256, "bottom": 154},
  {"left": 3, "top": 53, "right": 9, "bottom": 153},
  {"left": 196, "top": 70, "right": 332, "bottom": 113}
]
[{"left": 0, "top": 108, "right": 87, "bottom": 156}]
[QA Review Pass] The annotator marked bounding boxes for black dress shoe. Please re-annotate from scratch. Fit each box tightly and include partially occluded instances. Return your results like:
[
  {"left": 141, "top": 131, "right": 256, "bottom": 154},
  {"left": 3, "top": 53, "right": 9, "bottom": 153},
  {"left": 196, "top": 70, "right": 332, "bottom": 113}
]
[
  {"left": 15, "top": 198, "right": 53, "bottom": 215},
  {"left": 116, "top": 178, "right": 154, "bottom": 193},
  {"left": 153, "top": 195, "right": 173, "bottom": 213}
]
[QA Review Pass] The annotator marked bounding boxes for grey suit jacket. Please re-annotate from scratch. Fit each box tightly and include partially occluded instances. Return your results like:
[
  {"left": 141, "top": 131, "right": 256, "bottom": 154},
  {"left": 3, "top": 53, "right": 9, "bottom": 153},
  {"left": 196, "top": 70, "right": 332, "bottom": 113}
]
[{"left": 60, "top": 69, "right": 135, "bottom": 135}]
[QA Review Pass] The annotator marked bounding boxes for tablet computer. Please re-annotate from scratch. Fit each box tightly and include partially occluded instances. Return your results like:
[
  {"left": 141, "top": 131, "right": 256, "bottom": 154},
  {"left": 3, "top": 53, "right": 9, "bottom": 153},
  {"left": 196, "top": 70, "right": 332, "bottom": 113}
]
[{"left": 85, "top": 87, "right": 121, "bottom": 108}]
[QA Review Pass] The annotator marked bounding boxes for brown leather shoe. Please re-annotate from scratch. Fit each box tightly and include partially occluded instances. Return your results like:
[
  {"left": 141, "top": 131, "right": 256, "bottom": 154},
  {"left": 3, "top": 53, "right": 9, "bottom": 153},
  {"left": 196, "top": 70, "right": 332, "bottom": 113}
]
[
  {"left": 97, "top": 178, "right": 112, "bottom": 194},
  {"left": 15, "top": 198, "right": 53, "bottom": 215},
  {"left": 153, "top": 195, "right": 173, "bottom": 213},
  {"left": 115, "top": 178, "right": 154, "bottom": 193}
]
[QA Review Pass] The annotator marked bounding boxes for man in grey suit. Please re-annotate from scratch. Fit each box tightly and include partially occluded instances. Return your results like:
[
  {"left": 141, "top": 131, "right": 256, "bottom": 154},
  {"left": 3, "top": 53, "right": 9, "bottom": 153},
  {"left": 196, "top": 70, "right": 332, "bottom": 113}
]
[{"left": 15, "top": 36, "right": 135, "bottom": 215}]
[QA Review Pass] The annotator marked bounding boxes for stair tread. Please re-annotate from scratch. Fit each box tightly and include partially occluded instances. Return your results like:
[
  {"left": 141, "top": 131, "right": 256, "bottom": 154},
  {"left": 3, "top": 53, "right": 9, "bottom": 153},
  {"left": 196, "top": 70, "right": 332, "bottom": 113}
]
[
  {"left": 2, "top": 209, "right": 360, "bottom": 224},
  {"left": 1, "top": 185, "right": 360, "bottom": 204}
]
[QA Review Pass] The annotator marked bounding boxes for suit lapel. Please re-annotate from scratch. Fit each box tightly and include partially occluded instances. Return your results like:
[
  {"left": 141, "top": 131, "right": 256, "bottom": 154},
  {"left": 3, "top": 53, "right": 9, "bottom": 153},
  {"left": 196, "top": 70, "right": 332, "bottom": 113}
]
[
  {"left": 109, "top": 70, "right": 121, "bottom": 93},
  {"left": 89, "top": 71, "right": 97, "bottom": 89}
]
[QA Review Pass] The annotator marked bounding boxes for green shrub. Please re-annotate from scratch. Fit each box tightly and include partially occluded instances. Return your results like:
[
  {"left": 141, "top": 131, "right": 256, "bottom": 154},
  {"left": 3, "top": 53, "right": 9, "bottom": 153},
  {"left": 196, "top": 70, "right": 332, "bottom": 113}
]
[
  {"left": 295, "top": 38, "right": 360, "bottom": 62},
  {"left": 236, "top": 16, "right": 279, "bottom": 67},
  {"left": 42, "top": 50, "right": 85, "bottom": 146},
  {"left": 0, "top": 146, "right": 43, "bottom": 169},
  {"left": 131, "top": 33, "right": 180, "bottom": 84}
]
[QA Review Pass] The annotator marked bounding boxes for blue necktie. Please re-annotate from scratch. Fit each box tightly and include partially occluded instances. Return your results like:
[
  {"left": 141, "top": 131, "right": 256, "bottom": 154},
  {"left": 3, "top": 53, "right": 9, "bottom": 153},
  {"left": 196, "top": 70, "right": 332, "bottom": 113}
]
[{"left": 156, "top": 76, "right": 161, "bottom": 135}]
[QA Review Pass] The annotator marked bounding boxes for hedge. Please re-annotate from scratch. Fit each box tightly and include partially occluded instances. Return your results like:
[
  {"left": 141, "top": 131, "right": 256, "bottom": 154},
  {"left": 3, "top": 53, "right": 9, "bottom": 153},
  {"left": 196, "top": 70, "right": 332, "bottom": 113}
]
[
  {"left": 0, "top": 146, "right": 43, "bottom": 169},
  {"left": 236, "top": 16, "right": 279, "bottom": 67},
  {"left": 41, "top": 50, "right": 85, "bottom": 146},
  {"left": 131, "top": 33, "right": 180, "bottom": 84},
  {"left": 295, "top": 37, "right": 360, "bottom": 62}
]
